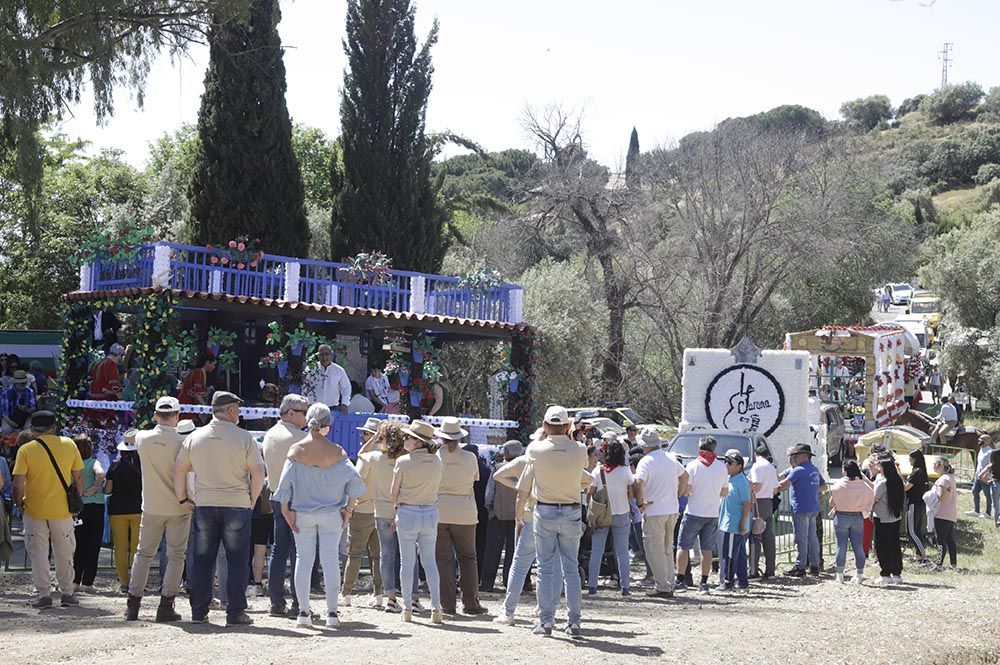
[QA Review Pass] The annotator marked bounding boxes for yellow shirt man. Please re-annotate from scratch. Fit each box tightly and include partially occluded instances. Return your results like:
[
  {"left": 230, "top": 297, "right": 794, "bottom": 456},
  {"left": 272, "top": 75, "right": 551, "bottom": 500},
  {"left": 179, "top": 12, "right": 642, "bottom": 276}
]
[{"left": 13, "top": 434, "right": 83, "bottom": 520}]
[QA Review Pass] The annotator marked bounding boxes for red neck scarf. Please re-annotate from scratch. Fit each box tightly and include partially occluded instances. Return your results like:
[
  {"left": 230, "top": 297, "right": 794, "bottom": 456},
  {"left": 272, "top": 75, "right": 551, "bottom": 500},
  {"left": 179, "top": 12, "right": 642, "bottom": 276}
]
[{"left": 698, "top": 450, "right": 717, "bottom": 467}]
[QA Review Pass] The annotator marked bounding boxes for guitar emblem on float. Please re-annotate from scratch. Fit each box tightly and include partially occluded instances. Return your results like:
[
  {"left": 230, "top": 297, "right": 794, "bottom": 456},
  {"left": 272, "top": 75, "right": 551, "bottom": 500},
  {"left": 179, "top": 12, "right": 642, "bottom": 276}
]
[{"left": 722, "top": 371, "right": 767, "bottom": 431}]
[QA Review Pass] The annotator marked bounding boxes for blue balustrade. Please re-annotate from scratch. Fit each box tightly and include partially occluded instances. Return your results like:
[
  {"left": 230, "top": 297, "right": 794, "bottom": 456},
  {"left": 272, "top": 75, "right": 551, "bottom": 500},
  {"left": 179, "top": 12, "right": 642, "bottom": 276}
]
[{"left": 81, "top": 242, "right": 524, "bottom": 324}]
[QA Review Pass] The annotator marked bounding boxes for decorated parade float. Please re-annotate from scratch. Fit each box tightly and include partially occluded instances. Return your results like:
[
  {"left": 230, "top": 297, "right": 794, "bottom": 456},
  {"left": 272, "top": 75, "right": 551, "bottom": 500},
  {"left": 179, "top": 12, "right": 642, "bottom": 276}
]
[
  {"left": 58, "top": 240, "right": 536, "bottom": 457},
  {"left": 784, "top": 325, "right": 923, "bottom": 452}
]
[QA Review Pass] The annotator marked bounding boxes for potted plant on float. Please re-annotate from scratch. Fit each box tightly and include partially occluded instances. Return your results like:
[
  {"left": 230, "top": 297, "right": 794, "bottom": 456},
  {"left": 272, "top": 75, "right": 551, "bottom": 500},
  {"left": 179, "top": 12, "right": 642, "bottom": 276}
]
[{"left": 207, "top": 327, "right": 237, "bottom": 357}]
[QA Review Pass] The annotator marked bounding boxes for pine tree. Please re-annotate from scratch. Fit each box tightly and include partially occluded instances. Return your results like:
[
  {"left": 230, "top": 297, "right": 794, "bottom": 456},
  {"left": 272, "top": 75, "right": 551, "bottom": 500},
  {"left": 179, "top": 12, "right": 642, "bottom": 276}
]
[
  {"left": 625, "top": 127, "right": 640, "bottom": 190},
  {"left": 331, "top": 0, "right": 444, "bottom": 272},
  {"left": 186, "top": 0, "right": 309, "bottom": 257}
]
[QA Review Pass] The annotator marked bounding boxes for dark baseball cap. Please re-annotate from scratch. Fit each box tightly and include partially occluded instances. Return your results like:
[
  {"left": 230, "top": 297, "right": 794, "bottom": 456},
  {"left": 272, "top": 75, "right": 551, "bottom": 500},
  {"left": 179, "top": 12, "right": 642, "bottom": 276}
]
[{"left": 30, "top": 411, "right": 57, "bottom": 429}]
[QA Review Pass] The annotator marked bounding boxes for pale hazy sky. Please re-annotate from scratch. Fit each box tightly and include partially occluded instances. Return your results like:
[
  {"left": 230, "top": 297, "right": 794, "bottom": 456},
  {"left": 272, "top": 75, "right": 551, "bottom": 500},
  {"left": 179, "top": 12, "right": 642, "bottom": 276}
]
[{"left": 61, "top": 0, "right": 1000, "bottom": 169}]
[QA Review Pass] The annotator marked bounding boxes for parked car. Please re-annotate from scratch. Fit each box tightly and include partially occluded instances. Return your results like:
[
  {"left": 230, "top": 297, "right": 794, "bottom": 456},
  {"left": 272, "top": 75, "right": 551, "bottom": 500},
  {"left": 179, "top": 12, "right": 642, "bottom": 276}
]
[
  {"left": 884, "top": 282, "right": 914, "bottom": 306},
  {"left": 907, "top": 293, "right": 941, "bottom": 333},
  {"left": 819, "top": 403, "right": 848, "bottom": 464},
  {"left": 666, "top": 428, "right": 773, "bottom": 471},
  {"left": 890, "top": 315, "right": 932, "bottom": 349},
  {"left": 568, "top": 405, "right": 675, "bottom": 439}
]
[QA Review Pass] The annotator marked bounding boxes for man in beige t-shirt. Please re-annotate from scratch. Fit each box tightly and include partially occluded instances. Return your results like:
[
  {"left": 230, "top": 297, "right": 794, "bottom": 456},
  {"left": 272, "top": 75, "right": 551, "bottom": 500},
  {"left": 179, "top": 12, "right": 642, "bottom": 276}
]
[
  {"left": 173, "top": 391, "right": 265, "bottom": 626},
  {"left": 260, "top": 394, "right": 308, "bottom": 615},
  {"left": 516, "top": 406, "right": 588, "bottom": 638},
  {"left": 125, "top": 396, "right": 192, "bottom": 622}
]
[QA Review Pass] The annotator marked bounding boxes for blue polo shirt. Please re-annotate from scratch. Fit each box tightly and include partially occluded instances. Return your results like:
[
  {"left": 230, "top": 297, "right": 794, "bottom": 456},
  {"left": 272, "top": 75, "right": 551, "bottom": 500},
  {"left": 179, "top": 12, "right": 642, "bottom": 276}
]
[
  {"left": 788, "top": 460, "right": 826, "bottom": 514},
  {"left": 718, "top": 472, "right": 752, "bottom": 534}
]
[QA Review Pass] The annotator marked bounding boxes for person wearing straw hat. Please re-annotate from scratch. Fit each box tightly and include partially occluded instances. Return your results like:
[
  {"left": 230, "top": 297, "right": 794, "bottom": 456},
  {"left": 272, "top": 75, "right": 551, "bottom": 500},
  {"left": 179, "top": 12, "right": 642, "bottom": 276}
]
[
  {"left": 174, "top": 391, "right": 266, "bottom": 627},
  {"left": 390, "top": 420, "right": 445, "bottom": 624},
  {"left": 340, "top": 417, "right": 385, "bottom": 608},
  {"left": 1, "top": 369, "right": 37, "bottom": 430},
  {"left": 106, "top": 429, "right": 143, "bottom": 594},
  {"left": 125, "top": 396, "right": 192, "bottom": 621},
  {"left": 261, "top": 394, "right": 310, "bottom": 617},
  {"left": 633, "top": 427, "right": 687, "bottom": 598},
  {"left": 433, "top": 416, "right": 488, "bottom": 616},
  {"left": 516, "top": 405, "right": 590, "bottom": 638}
]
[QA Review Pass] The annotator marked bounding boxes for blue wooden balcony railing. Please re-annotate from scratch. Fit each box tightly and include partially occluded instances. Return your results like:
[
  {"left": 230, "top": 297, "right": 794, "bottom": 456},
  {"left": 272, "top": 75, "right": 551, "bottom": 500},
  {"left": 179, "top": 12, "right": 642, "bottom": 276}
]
[{"left": 80, "top": 242, "right": 524, "bottom": 324}]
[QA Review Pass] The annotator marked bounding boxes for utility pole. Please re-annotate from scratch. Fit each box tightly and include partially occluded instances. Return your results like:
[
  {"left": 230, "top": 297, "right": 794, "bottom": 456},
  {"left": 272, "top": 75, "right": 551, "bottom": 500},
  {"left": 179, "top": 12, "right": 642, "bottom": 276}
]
[{"left": 938, "top": 42, "right": 953, "bottom": 89}]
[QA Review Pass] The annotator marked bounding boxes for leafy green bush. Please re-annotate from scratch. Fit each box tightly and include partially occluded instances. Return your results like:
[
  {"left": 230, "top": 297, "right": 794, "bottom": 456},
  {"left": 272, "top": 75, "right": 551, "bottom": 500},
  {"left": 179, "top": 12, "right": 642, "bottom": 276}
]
[
  {"left": 975, "top": 163, "right": 1000, "bottom": 186},
  {"left": 896, "top": 94, "right": 927, "bottom": 118},
  {"left": 840, "top": 95, "right": 893, "bottom": 131},
  {"left": 921, "top": 82, "right": 985, "bottom": 125}
]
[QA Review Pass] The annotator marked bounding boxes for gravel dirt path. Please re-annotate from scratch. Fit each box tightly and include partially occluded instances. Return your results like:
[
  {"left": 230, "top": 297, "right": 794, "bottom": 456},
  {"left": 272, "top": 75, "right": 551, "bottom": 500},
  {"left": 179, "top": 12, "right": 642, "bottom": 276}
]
[{"left": 3, "top": 562, "right": 999, "bottom": 665}]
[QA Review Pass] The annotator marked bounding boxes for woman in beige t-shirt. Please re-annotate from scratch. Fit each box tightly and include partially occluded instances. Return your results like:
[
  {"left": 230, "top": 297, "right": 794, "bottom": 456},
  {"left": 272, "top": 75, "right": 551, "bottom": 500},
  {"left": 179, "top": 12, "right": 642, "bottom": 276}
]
[
  {"left": 357, "top": 421, "right": 410, "bottom": 614},
  {"left": 434, "top": 417, "right": 487, "bottom": 616},
  {"left": 390, "top": 420, "right": 444, "bottom": 623}
]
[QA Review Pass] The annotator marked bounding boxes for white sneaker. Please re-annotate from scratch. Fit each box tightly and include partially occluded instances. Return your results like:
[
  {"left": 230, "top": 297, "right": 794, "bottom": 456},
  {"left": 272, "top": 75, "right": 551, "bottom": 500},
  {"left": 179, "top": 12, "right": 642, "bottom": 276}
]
[
  {"left": 82, "top": 585, "right": 96, "bottom": 594},
  {"left": 296, "top": 611, "right": 312, "bottom": 627},
  {"left": 326, "top": 612, "right": 340, "bottom": 628},
  {"left": 339, "top": 595, "right": 352, "bottom": 607},
  {"left": 872, "top": 576, "right": 892, "bottom": 587},
  {"left": 852, "top": 575, "right": 863, "bottom": 585},
  {"left": 411, "top": 598, "right": 425, "bottom": 613},
  {"left": 493, "top": 613, "right": 516, "bottom": 625},
  {"left": 835, "top": 573, "right": 845, "bottom": 584},
  {"left": 371, "top": 595, "right": 383, "bottom": 609},
  {"left": 384, "top": 598, "right": 402, "bottom": 614},
  {"left": 890, "top": 575, "right": 902, "bottom": 584},
  {"left": 246, "top": 583, "right": 264, "bottom": 597}
]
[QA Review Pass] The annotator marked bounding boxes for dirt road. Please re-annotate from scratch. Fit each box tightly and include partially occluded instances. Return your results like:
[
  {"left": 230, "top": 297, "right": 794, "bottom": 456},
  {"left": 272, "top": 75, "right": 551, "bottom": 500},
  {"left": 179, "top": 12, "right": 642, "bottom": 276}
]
[{"left": 3, "top": 563, "right": 998, "bottom": 665}]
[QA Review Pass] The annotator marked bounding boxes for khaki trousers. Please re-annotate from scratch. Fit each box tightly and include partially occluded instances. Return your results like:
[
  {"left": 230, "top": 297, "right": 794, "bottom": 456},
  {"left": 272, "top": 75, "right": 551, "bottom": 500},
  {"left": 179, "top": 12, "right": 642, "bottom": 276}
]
[
  {"left": 436, "top": 522, "right": 481, "bottom": 613},
  {"left": 341, "top": 510, "right": 383, "bottom": 596},
  {"left": 24, "top": 515, "right": 76, "bottom": 598},
  {"left": 642, "top": 513, "right": 678, "bottom": 593},
  {"left": 128, "top": 512, "right": 192, "bottom": 597}
]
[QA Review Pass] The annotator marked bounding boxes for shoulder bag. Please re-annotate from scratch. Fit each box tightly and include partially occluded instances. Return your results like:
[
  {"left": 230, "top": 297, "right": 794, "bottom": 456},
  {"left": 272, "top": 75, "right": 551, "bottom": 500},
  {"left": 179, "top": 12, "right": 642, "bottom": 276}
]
[
  {"left": 35, "top": 438, "right": 85, "bottom": 515},
  {"left": 586, "top": 468, "right": 613, "bottom": 529}
]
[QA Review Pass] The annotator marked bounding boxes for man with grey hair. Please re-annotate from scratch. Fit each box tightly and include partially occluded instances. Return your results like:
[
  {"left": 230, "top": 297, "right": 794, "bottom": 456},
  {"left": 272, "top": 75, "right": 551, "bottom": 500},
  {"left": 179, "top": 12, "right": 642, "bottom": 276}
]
[
  {"left": 306, "top": 345, "right": 351, "bottom": 413},
  {"left": 261, "top": 393, "right": 309, "bottom": 617},
  {"left": 480, "top": 440, "right": 524, "bottom": 592},
  {"left": 174, "top": 391, "right": 265, "bottom": 626},
  {"left": 125, "top": 396, "right": 192, "bottom": 622}
]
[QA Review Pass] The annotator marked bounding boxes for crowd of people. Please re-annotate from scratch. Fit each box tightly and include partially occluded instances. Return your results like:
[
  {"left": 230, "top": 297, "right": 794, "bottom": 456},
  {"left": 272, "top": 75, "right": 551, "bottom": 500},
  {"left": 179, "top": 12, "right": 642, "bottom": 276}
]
[{"left": 4, "top": 388, "right": 998, "bottom": 638}]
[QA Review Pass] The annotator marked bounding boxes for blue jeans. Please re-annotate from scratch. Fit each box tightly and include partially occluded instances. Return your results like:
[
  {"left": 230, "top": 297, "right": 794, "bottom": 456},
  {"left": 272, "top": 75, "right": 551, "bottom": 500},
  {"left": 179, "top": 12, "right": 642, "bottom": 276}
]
[
  {"left": 396, "top": 505, "right": 441, "bottom": 611},
  {"left": 833, "top": 511, "right": 865, "bottom": 574},
  {"left": 375, "top": 516, "right": 419, "bottom": 596},
  {"left": 268, "top": 501, "right": 297, "bottom": 607},
  {"left": 502, "top": 520, "right": 562, "bottom": 616},
  {"left": 792, "top": 512, "right": 820, "bottom": 570},
  {"left": 292, "top": 509, "right": 343, "bottom": 614},
  {"left": 533, "top": 504, "right": 583, "bottom": 627},
  {"left": 587, "top": 513, "right": 631, "bottom": 590},
  {"left": 972, "top": 478, "right": 992, "bottom": 515},
  {"left": 189, "top": 506, "right": 252, "bottom": 620},
  {"left": 719, "top": 531, "right": 748, "bottom": 588}
]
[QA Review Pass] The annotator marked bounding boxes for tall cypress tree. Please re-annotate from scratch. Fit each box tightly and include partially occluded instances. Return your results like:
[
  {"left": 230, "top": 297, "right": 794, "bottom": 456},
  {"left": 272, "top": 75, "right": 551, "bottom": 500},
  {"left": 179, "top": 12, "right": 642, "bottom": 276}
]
[
  {"left": 187, "top": 0, "right": 309, "bottom": 257},
  {"left": 332, "top": 0, "right": 444, "bottom": 272},
  {"left": 625, "top": 127, "right": 640, "bottom": 191}
]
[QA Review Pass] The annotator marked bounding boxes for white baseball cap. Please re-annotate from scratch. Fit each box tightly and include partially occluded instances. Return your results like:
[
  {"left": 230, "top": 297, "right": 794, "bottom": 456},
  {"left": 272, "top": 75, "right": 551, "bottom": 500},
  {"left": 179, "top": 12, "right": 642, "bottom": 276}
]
[
  {"left": 543, "top": 405, "right": 570, "bottom": 426},
  {"left": 155, "top": 396, "right": 181, "bottom": 413}
]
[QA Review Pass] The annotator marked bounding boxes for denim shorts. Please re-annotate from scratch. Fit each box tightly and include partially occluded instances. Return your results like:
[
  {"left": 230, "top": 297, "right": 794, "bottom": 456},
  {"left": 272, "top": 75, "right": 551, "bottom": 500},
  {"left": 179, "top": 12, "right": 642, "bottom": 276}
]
[{"left": 677, "top": 513, "right": 719, "bottom": 553}]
